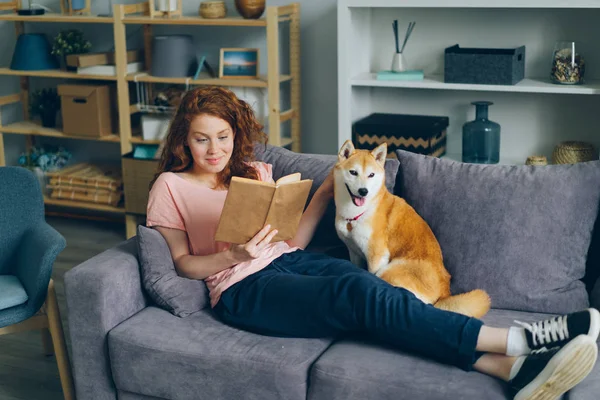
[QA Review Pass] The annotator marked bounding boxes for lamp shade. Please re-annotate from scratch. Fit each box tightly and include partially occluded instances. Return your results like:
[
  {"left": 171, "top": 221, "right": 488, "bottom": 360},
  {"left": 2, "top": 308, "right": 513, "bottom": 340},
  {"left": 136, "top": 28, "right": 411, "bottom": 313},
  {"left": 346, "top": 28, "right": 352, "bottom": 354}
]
[
  {"left": 151, "top": 35, "right": 197, "bottom": 77},
  {"left": 10, "top": 34, "right": 59, "bottom": 71}
]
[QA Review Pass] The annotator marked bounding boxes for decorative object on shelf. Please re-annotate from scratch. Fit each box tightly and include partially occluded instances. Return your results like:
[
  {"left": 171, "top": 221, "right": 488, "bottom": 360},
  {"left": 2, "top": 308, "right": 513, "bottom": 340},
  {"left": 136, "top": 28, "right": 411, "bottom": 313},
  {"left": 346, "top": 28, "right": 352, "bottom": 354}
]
[
  {"left": 550, "top": 41, "right": 585, "bottom": 85},
  {"left": 445, "top": 44, "right": 525, "bottom": 85},
  {"left": 525, "top": 155, "right": 548, "bottom": 166},
  {"left": 552, "top": 141, "right": 598, "bottom": 164},
  {"left": 30, "top": 88, "right": 61, "bottom": 128},
  {"left": 391, "top": 20, "right": 415, "bottom": 73},
  {"left": 18, "top": 145, "right": 72, "bottom": 194},
  {"left": 51, "top": 29, "right": 92, "bottom": 70},
  {"left": 135, "top": 82, "right": 184, "bottom": 114},
  {"left": 462, "top": 101, "right": 501, "bottom": 164},
  {"left": 151, "top": 35, "right": 198, "bottom": 77},
  {"left": 352, "top": 113, "right": 448, "bottom": 158},
  {"left": 200, "top": 1, "right": 226, "bottom": 19},
  {"left": 148, "top": 0, "right": 182, "bottom": 18},
  {"left": 10, "top": 33, "right": 59, "bottom": 70},
  {"left": 60, "top": 0, "right": 91, "bottom": 15},
  {"left": 234, "top": 0, "right": 265, "bottom": 19},
  {"left": 193, "top": 55, "right": 217, "bottom": 79},
  {"left": 219, "top": 48, "right": 259, "bottom": 79},
  {"left": 18, "top": 145, "right": 72, "bottom": 173}
]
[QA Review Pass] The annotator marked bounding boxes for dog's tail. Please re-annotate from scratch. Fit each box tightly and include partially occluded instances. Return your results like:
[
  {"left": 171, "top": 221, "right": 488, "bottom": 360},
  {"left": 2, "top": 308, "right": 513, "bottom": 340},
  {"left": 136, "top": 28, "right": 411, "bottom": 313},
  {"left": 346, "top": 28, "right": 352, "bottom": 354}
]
[{"left": 434, "top": 289, "right": 491, "bottom": 318}]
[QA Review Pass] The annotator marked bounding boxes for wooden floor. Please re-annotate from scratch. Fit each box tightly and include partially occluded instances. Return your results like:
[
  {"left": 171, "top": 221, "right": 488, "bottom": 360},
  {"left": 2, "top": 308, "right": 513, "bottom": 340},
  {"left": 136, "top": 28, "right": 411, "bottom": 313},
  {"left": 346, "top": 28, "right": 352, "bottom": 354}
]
[{"left": 0, "top": 217, "right": 126, "bottom": 400}]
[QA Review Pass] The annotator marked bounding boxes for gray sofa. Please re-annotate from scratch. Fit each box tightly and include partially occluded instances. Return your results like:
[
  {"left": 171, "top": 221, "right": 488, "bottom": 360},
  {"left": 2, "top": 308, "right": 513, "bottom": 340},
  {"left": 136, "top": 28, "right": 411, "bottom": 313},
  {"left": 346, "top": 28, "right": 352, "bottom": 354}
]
[{"left": 64, "top": 144, "right": 600, "bottom": 400}]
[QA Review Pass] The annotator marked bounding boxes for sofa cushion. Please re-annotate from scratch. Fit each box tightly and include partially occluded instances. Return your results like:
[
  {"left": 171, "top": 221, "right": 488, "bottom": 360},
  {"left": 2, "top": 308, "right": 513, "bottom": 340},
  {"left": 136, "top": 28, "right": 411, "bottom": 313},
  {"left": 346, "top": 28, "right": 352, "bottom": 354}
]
[
  {"left": 255, "top": 144, "right": 400, "bottom": 249},
  {"left": 137, "top": 225, "right": 209, "bottom": 317},
  {"left": 307, "top": 308, "right": 600, "bottom": 400},
  {"left": 108, "top": 306, "right": 333, "bottom": 400},
  {"left": 394, "top": 150, "right": 600, "bottom": 314}
]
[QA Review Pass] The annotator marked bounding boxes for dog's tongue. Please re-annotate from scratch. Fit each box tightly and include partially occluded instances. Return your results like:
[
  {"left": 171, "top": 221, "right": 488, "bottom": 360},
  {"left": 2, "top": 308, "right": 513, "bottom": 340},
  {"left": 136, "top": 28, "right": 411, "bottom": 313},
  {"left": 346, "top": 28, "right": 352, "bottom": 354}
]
[{"left": 352, "top": 196, "right": 365, "bottom": 207}]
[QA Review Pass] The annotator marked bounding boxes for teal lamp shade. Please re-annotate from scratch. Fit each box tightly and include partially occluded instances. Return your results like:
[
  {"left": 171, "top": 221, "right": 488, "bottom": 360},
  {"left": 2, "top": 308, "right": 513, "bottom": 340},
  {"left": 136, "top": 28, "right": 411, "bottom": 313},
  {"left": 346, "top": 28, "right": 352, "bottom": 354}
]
[{"left": 10, "top": 34, "right": 59, "bottom": 71}]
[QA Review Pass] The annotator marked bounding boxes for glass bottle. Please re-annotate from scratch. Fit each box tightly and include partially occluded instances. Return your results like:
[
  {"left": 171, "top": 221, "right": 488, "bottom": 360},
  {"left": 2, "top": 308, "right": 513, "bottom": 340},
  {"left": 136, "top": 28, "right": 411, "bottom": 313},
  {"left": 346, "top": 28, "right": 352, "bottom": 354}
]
[{"left": 462, "top": 101, "right": 501, "bottom": 164}]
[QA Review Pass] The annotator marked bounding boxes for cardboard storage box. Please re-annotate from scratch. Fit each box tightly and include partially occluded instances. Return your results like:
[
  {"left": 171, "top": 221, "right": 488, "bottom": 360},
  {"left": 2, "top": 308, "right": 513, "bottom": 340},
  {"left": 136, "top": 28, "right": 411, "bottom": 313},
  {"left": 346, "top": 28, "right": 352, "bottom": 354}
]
[
  {"left": 352, "top": 113, "right": 449, "bottom": 158},
  {"left": 122, "top": 152, "right": 160, "bottom": 215},
  {"left": 58, "top": 84, "right": 115, "bottom": 137}
]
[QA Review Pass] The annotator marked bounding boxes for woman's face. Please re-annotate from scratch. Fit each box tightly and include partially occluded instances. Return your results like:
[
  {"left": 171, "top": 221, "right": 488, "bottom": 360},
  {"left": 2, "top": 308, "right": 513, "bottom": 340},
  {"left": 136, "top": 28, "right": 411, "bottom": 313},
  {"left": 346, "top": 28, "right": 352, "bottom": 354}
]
[{"left": 186, "top": 114, "right": 235, "bottom": 176}]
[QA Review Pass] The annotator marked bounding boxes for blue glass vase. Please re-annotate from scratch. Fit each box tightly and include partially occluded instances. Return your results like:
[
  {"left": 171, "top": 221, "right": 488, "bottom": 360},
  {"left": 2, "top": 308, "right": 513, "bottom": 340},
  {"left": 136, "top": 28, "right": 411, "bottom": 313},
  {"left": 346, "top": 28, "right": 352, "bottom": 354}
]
[{"left": 462, "top": 101, "right": 501, "bottom": 164}]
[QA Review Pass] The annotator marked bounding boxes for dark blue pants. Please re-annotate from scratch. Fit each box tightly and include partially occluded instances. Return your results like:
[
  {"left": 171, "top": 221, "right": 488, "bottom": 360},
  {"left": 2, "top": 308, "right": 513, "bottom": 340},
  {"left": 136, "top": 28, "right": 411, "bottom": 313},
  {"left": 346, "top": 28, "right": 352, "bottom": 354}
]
[{"left": 213, "top": 250, "right": 484, "bottom": 371}]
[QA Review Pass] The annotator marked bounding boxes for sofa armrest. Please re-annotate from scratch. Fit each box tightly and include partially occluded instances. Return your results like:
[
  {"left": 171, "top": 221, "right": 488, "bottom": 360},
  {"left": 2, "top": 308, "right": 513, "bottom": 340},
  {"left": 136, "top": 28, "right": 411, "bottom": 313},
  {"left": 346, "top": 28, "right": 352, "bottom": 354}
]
[{"left": 64, "top": 238, "right": 148, "bottom": 400}]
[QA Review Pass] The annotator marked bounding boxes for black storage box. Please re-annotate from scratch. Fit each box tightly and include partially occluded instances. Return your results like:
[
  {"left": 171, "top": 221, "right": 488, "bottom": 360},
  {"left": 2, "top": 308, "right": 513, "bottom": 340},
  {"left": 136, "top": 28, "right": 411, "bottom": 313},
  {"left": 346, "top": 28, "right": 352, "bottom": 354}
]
[
  {"left": 352, "top": 113, "right": 449, "bottom": 158},
  {"left": 444, "top": 44, "right": 525, "bottom": 85}
]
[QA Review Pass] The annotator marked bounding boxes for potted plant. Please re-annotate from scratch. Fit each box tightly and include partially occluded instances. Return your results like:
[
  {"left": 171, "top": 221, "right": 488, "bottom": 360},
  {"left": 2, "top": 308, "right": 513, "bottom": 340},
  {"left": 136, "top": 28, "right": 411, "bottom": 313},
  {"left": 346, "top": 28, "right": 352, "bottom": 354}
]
[
  {"left": 30, "top": 88, "right": 61, "bottom": 128},
  {"left": 51, "top": 29, "right": 92, "bottom": 70}
]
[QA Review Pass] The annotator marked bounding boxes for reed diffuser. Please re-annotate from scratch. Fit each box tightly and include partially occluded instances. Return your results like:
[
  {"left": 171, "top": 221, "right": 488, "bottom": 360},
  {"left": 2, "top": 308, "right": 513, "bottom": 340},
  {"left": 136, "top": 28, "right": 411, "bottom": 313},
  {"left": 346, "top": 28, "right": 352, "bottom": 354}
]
[{"left": 391, "top": 20, "right": 416, "bottom": 72}]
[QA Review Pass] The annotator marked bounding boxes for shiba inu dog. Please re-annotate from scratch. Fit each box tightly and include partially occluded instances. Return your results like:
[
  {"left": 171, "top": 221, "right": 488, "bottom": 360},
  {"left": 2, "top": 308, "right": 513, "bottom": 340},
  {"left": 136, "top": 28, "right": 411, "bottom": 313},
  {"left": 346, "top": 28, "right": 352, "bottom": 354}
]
[{"left": 333, "top": 140, "right": 491, "bottom": 318}]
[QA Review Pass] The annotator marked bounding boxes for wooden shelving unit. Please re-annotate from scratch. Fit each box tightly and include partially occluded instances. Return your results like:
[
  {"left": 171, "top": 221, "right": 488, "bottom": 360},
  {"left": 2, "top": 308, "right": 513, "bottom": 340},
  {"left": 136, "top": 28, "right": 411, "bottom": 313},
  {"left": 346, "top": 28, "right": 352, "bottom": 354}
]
[{"left": 0, "top": 1, "right": 301, "bottom": 238}]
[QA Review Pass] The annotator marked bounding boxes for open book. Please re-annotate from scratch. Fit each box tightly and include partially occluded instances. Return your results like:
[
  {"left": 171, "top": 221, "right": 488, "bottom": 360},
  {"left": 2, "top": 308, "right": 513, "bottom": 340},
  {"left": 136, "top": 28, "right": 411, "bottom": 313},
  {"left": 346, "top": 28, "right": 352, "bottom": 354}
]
[{"left": 214, "top": 173, "right": 313, "bottom": 244}]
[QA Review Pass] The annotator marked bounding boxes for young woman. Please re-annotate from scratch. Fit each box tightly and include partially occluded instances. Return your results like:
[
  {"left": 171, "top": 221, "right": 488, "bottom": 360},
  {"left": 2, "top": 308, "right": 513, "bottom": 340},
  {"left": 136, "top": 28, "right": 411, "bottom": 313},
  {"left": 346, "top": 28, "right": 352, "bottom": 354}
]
[{"left": 147, "top": 86, "right": 599, "bottom": 400}]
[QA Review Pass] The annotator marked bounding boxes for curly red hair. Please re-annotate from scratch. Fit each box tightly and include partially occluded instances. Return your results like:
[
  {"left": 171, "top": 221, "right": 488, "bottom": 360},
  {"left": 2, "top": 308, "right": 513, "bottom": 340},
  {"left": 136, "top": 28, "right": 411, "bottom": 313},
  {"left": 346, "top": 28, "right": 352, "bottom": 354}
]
[{"left": 150, "top": 86, "right": 268, "bottom": 189}]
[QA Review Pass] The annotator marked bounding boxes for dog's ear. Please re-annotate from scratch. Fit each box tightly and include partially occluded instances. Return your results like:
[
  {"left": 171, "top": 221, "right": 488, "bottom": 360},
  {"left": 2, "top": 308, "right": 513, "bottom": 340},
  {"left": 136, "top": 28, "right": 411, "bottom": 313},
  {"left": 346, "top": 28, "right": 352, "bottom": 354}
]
[
  {"left": 338, "top": 140, "right": 355, "bottom": 162},
  {"left": 371, "top": 143, "right": 387, "bottom": 168}
]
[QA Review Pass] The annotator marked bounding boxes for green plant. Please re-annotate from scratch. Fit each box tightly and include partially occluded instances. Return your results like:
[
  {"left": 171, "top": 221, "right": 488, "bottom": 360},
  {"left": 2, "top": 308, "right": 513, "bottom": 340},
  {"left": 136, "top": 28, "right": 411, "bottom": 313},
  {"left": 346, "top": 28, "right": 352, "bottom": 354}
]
[
  {"left": 51, "top": 29, "right": 92, "bottom": 57},
  {"left": 30, "top": 88, "right": 60, "bottom": 117}
]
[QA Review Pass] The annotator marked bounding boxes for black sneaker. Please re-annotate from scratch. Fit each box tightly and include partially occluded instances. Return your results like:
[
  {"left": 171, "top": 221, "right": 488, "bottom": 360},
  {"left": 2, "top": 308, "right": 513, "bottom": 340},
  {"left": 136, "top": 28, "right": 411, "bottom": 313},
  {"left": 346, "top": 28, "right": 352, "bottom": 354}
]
[
  {"left": 509, "top": 334, "right": 597, "bottom": 400},
  {"left": 515, "top": 308, "right": 600, "bottom": 354}
]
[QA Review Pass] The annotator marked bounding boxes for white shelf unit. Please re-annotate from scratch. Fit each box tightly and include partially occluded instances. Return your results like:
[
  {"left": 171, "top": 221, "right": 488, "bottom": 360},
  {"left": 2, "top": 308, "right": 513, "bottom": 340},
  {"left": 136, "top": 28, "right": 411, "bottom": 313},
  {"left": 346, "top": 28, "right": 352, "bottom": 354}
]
[{"left": 338, "top": 0, "right": 600, "bottom": 164}]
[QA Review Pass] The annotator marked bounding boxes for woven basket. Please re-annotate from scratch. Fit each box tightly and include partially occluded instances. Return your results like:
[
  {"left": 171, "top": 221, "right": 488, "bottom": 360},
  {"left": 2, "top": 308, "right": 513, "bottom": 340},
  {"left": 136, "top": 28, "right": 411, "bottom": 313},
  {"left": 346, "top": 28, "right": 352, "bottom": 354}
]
[
  {"left": 552, "top": 141, "right": 598, "bottom": 164},
  {"left": 200, "top": 1, "right": 227, "bottom": 18},
  {"left": 525, "top": 155, "right": 548, "bottom": 166}
]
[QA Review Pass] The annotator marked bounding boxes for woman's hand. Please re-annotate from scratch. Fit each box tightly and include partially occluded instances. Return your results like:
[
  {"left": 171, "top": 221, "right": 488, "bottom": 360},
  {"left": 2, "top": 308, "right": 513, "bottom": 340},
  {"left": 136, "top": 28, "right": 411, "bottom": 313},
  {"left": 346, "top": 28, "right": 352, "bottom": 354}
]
[{"left": 229, "top": 224, "right": 278, "bottom": 263}]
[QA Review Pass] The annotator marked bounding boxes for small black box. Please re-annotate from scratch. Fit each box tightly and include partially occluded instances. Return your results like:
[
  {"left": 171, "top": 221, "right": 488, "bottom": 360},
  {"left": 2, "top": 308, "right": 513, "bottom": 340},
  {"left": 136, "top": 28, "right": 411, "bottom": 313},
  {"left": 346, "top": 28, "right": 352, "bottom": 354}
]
[
  {"left": 352, "top": 113, "right": 449, "bottom": 158},
  {"left": 444, "top": 44, "right": 525, "bottom": 85}
]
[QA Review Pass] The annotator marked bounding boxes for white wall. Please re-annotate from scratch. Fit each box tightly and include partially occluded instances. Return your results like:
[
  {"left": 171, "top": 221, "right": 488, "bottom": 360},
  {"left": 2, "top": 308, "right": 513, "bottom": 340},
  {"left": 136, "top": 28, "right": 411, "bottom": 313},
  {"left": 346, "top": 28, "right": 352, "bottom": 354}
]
[{"left": 0, "top": 0, "right": 340, "bottom": 169}]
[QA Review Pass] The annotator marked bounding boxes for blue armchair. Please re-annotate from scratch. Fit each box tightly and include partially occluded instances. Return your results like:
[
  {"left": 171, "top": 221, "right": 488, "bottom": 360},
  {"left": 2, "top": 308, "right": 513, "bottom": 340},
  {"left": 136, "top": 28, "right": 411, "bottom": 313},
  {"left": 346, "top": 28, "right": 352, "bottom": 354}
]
[{"left": 0, "top": 166, "right": 74, "bottom": 400}]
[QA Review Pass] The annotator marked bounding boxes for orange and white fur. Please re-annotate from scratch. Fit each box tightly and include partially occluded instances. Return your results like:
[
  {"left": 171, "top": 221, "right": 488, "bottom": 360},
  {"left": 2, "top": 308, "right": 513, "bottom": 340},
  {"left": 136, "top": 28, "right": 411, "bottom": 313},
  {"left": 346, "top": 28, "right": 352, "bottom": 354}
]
[{"left": 333, "top": 140, "right": 491, "bottom": 318}]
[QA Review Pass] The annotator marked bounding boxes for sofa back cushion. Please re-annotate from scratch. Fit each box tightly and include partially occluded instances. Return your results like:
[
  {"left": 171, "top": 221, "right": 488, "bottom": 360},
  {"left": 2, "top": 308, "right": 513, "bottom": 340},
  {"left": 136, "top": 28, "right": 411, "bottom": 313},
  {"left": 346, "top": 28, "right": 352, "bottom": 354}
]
[
  {"left": 255, "top": 144, "right": 400, "bottom": 248},
  {"left": 137, "top": 225, "right": 209, "bottom": 316},
  {"left": 394, "top": 149, "right": 600, "bottom": 314}
]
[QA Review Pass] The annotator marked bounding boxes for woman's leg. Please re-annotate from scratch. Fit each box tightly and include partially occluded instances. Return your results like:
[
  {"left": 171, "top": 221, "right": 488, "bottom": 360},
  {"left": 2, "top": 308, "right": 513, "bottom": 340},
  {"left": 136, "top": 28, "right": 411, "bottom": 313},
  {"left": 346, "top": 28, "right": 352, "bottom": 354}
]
[{"left": 214, "top": 251, "right": 484, "bottom": 371}]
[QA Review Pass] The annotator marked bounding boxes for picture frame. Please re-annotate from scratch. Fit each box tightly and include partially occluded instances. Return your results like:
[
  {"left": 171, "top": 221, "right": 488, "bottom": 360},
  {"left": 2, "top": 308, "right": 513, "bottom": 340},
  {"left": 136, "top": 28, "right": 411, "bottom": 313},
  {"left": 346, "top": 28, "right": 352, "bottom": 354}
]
[{"left": 219, "top": 48, "right": 259, "bottom": 79}]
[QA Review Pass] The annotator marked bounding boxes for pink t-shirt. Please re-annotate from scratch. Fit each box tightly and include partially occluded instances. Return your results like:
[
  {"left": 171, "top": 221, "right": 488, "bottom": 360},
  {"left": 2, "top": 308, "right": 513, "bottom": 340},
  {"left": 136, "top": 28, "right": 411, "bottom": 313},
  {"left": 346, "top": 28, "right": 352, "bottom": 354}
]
[{"left": 146, "top": 161, "right": 299, "bottom": 307}]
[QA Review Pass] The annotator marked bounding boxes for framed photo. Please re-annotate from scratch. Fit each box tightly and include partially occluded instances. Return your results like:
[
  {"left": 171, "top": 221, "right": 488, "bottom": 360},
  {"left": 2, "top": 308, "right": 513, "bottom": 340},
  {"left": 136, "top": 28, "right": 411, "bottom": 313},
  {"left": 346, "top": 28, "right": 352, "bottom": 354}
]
[{"left": 219, "top": 48, "right": 259, "bottom": 79}]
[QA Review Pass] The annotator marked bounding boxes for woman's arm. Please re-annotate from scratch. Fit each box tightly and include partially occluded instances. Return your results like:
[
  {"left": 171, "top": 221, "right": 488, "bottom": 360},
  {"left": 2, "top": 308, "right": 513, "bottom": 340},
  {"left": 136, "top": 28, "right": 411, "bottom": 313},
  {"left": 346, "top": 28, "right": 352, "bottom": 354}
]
[
  {"left": 156, "top": 224, "right": 279, "bottom": 280},
  {"left": 286, "top": 169, "right": 334, "bottom": 249},
  {"left": 155, "top": 226, "right": 238, "bottom": 279}
]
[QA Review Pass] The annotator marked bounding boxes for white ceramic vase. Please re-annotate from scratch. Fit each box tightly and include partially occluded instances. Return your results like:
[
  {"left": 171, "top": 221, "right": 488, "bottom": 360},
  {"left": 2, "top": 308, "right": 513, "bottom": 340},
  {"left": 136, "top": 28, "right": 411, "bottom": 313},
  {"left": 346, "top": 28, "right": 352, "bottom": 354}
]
[{"left": 391, "top": 52, "right": 406, "bottom": 72}]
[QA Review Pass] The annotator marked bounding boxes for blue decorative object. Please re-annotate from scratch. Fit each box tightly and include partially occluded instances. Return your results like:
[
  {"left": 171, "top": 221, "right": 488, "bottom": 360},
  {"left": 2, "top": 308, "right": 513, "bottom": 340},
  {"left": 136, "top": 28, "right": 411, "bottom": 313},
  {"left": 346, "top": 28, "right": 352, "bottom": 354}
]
[
  {"left": 10, "top": 34, "right": 59, "bottom": 71},
  {"left": 462, "top": 101, "right": 501, "bottom": 164}
]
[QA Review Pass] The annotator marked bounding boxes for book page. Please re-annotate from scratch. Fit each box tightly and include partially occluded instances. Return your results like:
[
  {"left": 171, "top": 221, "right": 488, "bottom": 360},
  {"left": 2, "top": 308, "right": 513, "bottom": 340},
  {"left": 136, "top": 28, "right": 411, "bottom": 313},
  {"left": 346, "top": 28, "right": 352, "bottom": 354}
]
[
  {"left": 275, "top": 172, "right": 301, "bottom": 186},
  {"left": 264, "top": 180, "right": 313, "bottom": 242},
  {"left": 214, "top": 177, "right": 276, "bottom": 244}
]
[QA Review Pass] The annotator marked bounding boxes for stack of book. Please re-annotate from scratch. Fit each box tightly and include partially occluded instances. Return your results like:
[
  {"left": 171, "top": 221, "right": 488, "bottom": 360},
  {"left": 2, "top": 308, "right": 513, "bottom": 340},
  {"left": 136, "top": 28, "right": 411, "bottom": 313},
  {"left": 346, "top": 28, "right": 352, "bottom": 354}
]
[
  {"left": 376, "top": 70, "right": 424, "bottom": 81},
  {"left": 66, "top": 49, "right": 144, "bottom": 76},
  {"left": 46, "top": 163, "right": 123, "bottom": 207}
]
